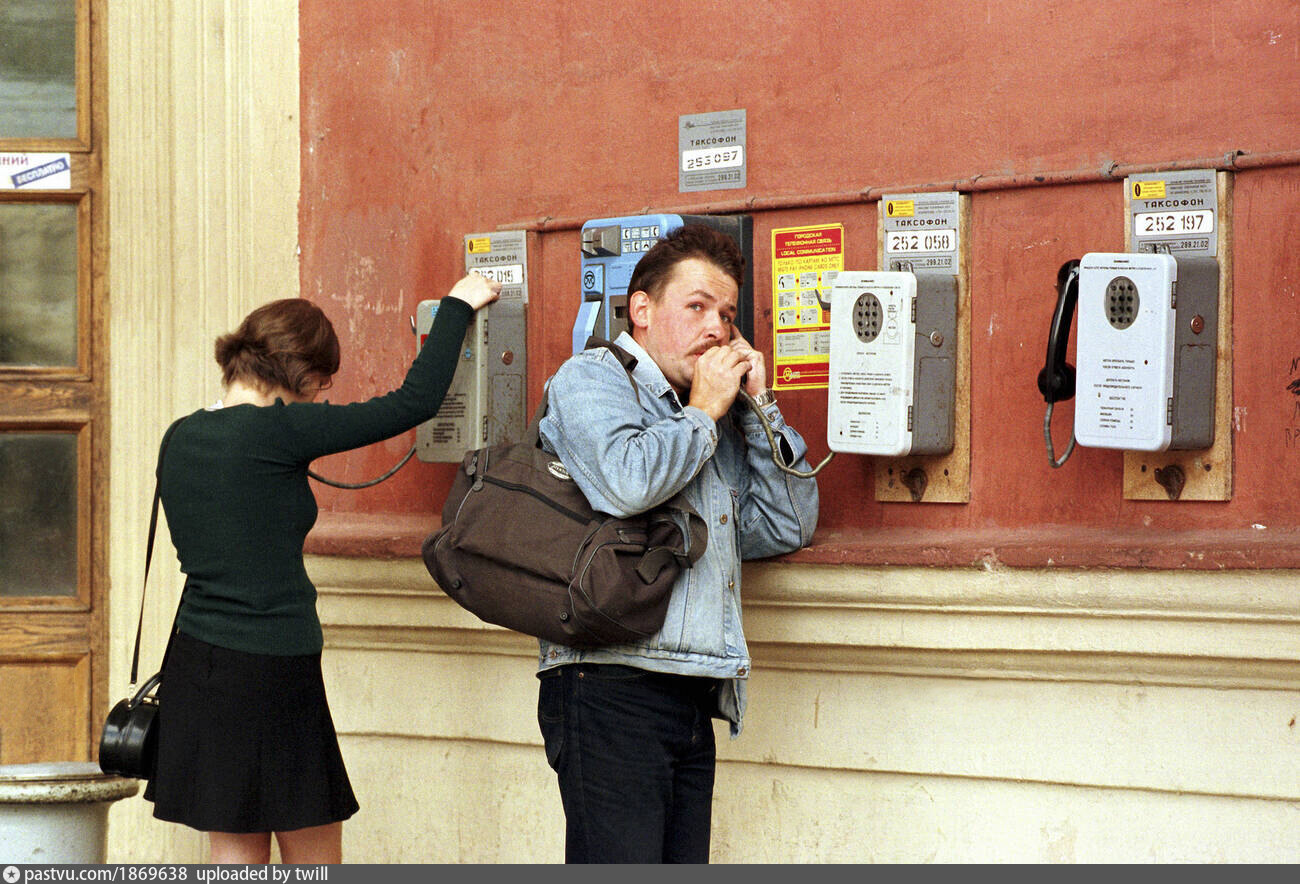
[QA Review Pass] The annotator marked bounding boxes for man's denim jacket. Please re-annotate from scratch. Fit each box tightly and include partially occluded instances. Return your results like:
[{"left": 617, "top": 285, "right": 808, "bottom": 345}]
[{"left": 537, "top": 333, "right": 820, "bottom": 735}]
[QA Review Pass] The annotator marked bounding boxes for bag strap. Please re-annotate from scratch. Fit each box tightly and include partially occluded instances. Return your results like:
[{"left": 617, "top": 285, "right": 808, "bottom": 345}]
[
  {"left": 526, "top": 336, "right": 642, "bottom": 448},
  {"left": 584, "top": 336, "right": 641, "bottom": 405},
  {"left": 546, "top": 337, "right": 710, "bottom": 572},
  {"left": 584, "top": 336, "right": 637, "bottom": 368},
  {"left": 127, "top": 419, "right": 184, "bottom": 690},
  {"left": 581, "top": 337, "right": 707, "bottom": 559},
  {"left": 674, "top": 498, "right": 709, "bottom": 564}
]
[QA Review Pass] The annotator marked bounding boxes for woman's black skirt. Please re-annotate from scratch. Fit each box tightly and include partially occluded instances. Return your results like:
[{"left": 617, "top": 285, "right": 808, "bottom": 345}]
[{"left": 143, "top": 630, "right": 359, "bottom": 833}]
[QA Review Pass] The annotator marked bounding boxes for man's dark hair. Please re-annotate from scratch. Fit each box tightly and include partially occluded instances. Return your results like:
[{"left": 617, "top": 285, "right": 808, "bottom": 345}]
[{"left": 627, "top": 224, "right": 744, "bottom": 301}]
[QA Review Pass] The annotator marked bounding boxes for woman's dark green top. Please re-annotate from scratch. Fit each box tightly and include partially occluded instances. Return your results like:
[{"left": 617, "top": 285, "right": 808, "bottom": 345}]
[{"left": 157, "top": 297, "right": 473, "bottom": 656}]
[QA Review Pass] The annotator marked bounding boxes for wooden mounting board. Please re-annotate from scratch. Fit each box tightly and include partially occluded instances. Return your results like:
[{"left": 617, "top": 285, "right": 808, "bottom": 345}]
[
  {"left": 1122, "top": 172, "right": 1234, "bottom": 501},
  {"left": 875, "top": 194, "right": 972, "bottom": 503}
]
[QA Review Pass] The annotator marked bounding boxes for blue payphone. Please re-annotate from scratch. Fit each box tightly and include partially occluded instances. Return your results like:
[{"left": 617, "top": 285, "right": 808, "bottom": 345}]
[{"left": 574, "top": 213, "right": 754, "bottom": 353}]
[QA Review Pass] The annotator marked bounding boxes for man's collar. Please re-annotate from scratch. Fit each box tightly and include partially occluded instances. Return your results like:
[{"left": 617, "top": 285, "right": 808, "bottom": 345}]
[{"left": 613, "top": 332, "right": 678, "bottom": 402}]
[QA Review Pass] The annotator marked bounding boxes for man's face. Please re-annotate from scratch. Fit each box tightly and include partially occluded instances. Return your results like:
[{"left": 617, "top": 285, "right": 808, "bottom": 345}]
[{"left": 629, "top": 257, "right": 740, "bottom": 397}]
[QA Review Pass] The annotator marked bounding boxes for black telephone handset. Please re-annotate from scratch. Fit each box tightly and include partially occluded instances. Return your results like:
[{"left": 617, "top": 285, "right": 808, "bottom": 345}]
[
  {"left": 1037, "top": 259, "right": 1081, "bottom": 404},
  {"left": 1038, "top": 259, "right": 1081, "bottom": 467}
]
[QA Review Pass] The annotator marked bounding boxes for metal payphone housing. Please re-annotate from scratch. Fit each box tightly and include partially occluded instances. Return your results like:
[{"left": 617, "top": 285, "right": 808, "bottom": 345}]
[
  {"left": 414, "top": 299, "right": 487, "bottom": 462},
  {"left": 576, "top": 213, "right": 754, "bottom": 353},
  {"left": 1074, "top": 251, "right": 1218, "bottom": 453},
  {"left": 415, "top": 232, "right": 529, "bottom": 463},
  {"left": 829, "top": 192, "right": 962, "bottom": 461},
  {"left": 827, "top": 271, "right": 956, "bottom": 457}
]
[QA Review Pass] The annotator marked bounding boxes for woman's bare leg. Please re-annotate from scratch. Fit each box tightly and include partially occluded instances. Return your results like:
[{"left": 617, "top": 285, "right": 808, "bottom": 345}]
[
  {"left": 276, "top": 822, "right": 343, "bottom": 864},
  {"left": 208, "top": 832, "right": 272, "bottom": 864}
]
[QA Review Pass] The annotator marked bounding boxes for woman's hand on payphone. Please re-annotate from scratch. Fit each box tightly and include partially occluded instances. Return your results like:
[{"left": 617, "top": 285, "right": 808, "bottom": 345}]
[
  {"left": 728, "top": 330, "right": 767, "bottom": 397},
  {"left": 446, "top": 272, "right": 502, "bottom": 310}
]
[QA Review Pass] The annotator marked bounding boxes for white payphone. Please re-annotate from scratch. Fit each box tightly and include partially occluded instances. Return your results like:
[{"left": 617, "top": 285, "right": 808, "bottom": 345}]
[
  {"left": 1039, "top": 251, "right": 1218, "bottom": 464},
  {"left": 827, "top": 193, "right": 961, "bottom": 461},
  {"left": 1038, "top": 172, "right": 1222, "bottom": 476},
  {"left": 827, "top": 271, "right": 957, "bottom": 457},
  {"left": 827, "top": 272, "right": 916, "bottom": 456}
]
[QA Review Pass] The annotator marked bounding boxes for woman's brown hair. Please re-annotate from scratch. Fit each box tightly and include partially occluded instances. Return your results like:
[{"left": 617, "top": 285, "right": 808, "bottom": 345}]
[{"left": 214, "top": 298, "right": 340, "bottom": 396}]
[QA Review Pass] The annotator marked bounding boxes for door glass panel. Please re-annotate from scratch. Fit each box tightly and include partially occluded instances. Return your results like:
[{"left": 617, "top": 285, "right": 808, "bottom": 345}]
[
  {"left": 0, "top": 203, "right": 78, "bottom": 366},
  {"left": 0, "top": 432, "right": 77, "bottom": 597},
  {"left": 0, "top": 0, "right": 78, "bottom": 140}
]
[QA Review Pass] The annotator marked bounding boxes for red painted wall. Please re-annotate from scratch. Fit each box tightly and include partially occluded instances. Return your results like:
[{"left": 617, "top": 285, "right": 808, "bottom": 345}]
[{"left": 299, "top": 1, "right": 1300, "bottom": 566}]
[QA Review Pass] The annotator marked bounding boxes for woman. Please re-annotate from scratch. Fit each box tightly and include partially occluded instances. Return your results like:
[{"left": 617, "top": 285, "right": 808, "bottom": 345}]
[{"left": 143, "top": 272, "right": 500, "bottom": 863}]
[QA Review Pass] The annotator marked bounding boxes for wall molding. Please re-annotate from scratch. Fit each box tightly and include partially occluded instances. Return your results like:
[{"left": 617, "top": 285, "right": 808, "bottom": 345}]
[
  {"left": 309, "top": 556, "right": 1300, "bottom": 691},
  {"left": 500, "top": 148, "right": 1300, "bottom": 233},
  {"left": 305, "top": 513, "right": 1300, "bottom": 570}
]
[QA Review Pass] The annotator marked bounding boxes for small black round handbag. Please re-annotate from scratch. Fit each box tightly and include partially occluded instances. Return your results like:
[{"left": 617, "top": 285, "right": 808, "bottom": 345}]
[
  {"left": 99, "top": 419, "right": 184, "bottom": 780},
  {"left": 98, "top": 672, "right": 162, "bottom": 779}
]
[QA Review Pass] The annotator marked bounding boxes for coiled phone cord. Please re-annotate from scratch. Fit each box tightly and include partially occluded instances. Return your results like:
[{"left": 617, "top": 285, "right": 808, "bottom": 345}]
[
  {"left": 308, "top": 444, "right": 417, "bottom": 489},
  {"left": 1043, "top": 403, "right": 1076, "bottom": 468},
  {"left": 739, "top": 389, "right": 835, "bottom": 479}
]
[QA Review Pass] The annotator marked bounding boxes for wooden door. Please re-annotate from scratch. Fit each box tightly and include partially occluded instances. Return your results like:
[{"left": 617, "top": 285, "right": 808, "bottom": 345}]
[{"left": 0, "top": 0, "right": 107, "bottom": 765}]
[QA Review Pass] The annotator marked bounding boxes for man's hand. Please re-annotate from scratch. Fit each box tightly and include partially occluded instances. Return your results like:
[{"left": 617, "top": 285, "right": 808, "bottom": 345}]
[
  {"left": 688, "top": 344, "right": 750, "bottom": 421},
  {"left": 728, "top": 330, "right": 767, "bottom": 397}
]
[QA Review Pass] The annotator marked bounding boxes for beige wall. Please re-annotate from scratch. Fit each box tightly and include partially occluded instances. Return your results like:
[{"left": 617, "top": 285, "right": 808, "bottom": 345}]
[
  {"left": 308, "top": 556, "right": 1300, "bottom": 863},
  {"left": 105, "top": 0, "right": 300, "bottom": 863},
  {"left": 105, "top": 2, "right": 1300, "bottom": 863}
]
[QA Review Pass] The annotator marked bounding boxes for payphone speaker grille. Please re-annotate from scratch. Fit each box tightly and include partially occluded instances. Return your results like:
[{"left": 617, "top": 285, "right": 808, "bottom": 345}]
[
  {"left": 852, "top": 292, "right": 884, "bottom": 343},
  {"left": 1105, "top": 276, "right": 1139, "bottom": 330}
]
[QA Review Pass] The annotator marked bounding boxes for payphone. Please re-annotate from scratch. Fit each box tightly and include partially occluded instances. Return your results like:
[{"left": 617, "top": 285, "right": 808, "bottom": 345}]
[
  {"left": 826, "top": 271, "right": 958, "bottom": 457},
  {"left": 826, "top": 193, "right": 960, "bottom": 459},
  {"left": 1038, "top": 171, "right": 1221, "bottom": 471},
  {"left": 1039, "top": 251, "right": 1218, "bottom": 463},
  {"left": 575, "top": 213, "right": 753, "bottom": 352},
  {"left": 415, "top": 231, "right": 529, "bottom": 463}
]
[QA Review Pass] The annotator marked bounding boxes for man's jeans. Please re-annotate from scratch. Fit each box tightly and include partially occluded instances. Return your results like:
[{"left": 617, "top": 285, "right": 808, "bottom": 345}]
[{"left": 537, "top": 663, "right": 719, "bottom": 863}]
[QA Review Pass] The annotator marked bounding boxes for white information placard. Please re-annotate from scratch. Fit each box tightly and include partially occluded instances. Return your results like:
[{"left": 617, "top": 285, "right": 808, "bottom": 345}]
[
  {"left": 0, "top": 153, "right": 72, "bottom": 190},
  {"left": 678, "top": 109, "right": 746, "bottom": 192}
]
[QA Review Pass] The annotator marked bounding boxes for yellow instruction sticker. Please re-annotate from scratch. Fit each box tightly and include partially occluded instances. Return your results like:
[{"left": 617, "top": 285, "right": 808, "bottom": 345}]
[
  {"left": 884, "top": 199, "right": 915, "bottom": 218},
  {"left": 1132, "top": 180, "right": 1166, "bottom": 200},
  {"left": 467, "top": 237, "right": 492, "bottom": 254},
  {"left": 770, "top": 224, "right": 843, "bottom": 390}
]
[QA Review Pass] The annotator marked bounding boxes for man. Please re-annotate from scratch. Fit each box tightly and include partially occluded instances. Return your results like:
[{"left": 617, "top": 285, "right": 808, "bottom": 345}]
[{"left": 536, "top": 224, "right": 820, "bottom": 863}]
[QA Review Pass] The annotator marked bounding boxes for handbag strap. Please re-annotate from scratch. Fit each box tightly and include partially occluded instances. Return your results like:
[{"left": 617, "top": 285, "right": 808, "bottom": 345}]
[
  {"left": 127, "top": 419, "right": 183, "bottom": 689},
  {"left": 526, "top": 336, "right": 642, "bottom": 446},
  {"left": 539, "top": 339, "right": 710, "bottom": 570}
]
